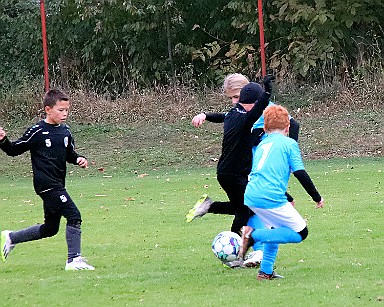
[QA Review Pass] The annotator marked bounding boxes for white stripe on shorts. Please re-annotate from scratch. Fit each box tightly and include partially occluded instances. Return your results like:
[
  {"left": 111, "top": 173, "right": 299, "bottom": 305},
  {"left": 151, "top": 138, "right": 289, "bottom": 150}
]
[{"left": 249, "top": 202, "right": 306, "bottom": 232}]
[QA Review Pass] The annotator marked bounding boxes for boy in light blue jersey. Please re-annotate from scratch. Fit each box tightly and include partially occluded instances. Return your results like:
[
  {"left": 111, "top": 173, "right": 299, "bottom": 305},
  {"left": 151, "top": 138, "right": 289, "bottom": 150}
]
[
  {"left": 240, "top": 104, "right": 324, "bottom": 280},
  {"left": 244, "top": 100, "right": 299, "bottom": 267}
]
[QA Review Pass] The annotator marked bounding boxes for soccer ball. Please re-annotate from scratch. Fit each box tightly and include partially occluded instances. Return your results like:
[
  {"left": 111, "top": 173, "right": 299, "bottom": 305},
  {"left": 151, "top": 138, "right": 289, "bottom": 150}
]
[{"left": 211, "top": 231, "right": 242, "bottom": 262}]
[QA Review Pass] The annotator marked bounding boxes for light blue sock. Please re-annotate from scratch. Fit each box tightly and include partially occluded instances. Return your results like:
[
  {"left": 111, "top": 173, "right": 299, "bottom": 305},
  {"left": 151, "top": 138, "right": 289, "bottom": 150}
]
[
  {"left": 247, "top": 215, "right": 266, "bottom": 251},
  {"left": 260, "top": 243, "right": 279, "bottom": 275},
  {"left": 251, "top": 227, "right": 302, "bottom": 244}
]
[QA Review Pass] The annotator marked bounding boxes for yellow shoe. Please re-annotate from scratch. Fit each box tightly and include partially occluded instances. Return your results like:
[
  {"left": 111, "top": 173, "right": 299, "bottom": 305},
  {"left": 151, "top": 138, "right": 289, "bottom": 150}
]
[{"left": 185, "top": 194, "right": 212, "bottom": 222}]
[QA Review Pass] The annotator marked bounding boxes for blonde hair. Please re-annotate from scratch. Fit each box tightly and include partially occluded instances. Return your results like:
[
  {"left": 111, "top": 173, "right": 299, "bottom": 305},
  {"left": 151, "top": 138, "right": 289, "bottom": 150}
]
[
  {"left": 263, "top": 105, "right": 290, "bottom": 133},
  {"left": 223, "top": 73, "right": 249, "bottom": 95}
]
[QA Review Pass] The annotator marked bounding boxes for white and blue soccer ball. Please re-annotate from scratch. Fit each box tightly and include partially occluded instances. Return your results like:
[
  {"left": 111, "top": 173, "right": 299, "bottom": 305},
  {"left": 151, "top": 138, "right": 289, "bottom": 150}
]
[{"left": 212, "top": 231, "right": 242, "bottom": 262}]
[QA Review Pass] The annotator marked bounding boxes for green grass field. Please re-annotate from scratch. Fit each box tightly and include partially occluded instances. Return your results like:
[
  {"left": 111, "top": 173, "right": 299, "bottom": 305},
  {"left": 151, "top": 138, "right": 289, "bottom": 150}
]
[{"left": 0, "top": 157, "right": 383, "bottom": 306}]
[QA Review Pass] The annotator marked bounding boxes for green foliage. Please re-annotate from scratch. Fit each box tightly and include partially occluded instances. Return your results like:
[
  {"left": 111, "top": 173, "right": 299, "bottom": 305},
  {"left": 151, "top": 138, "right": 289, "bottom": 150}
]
[
  {"left": 0, "top": 0, "right": 43, "bottom": 91},
  {"left": 0, "top": 0, "right": 383, "bottom": 92},
  {"left": 266, "top": 0, "right": 384, "bottom": 80}
]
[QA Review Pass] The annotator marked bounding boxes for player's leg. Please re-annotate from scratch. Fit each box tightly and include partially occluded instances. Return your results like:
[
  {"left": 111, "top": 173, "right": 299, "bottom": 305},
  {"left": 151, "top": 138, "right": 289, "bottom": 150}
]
[
  {"left": 60, "top": 189, "right": 94, "bottom": 271},
  {"left": 244, "top": 214, "right": 265, "bottom": 267},
  {"left": 186, "top": 174, "right": 240, "bottom": 222},
  {"left": 250, "top": 203, "right": 306, "bottom": 244},
  {"left": 224, "top": 175, "right": 249, "bottom": 235},
  {"left": 1, "top": 190, "right": 62, "bottom": 261},
  {"left": 252, "top": 226, "right": 303, "bottom": 243},
  {"left": 257, "top": 243, "right": 284, "bottom": 280}
]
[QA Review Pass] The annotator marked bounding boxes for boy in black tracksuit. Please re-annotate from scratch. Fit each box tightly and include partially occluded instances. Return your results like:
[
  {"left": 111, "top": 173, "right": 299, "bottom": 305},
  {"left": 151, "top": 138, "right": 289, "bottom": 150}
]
[
  {"left": 0, "top": 89, "right": 94, "bottom": 270},
  {"left": 186, "top": 76, "right": 274, "bottom": 235}
]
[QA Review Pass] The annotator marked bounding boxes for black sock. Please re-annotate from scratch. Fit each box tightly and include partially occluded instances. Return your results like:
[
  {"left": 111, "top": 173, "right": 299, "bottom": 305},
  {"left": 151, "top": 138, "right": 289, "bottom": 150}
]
[{"left": 66, "top": 225, "right": 82, "bottom": 261}]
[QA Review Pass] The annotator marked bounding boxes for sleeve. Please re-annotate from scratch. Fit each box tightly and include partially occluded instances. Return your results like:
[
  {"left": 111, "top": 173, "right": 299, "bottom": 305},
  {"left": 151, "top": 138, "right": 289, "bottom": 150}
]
[
  {"left": 289, "top": 118, "right": 300, "bottom": 141},
  {"left": 293, "top": 169, "right": 322, "bottom": 202},
  {"left": 205, "top": 112, "right": 226, "bottom": 123},
  {"left": 244, "top": 91, "right": 271, "bottom": 131},
  {"left": 251, "top": 128, "right": 265, "bottom": 147},
  {"left": 0, "top": 131, "right": 33, "bottom": 157},
  {"left": 66, "top": 132, "right": 81, "bottom": 165}
]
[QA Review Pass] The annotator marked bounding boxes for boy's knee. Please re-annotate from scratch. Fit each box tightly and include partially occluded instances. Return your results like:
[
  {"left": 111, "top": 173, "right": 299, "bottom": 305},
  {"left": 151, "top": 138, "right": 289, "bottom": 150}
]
[
  {"left": 298, "top": 227, "right": 308, "bottom": 241},
  {"left": 67, "top": 219, "right": 82, "bottom": 229},
  {"left": 40, "top": 224, "right": 60, "bottom": 238}
]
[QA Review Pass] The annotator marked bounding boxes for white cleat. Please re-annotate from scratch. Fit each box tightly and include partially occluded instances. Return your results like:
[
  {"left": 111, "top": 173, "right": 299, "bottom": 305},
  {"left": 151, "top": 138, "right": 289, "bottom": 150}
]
[
  {"left": 1, "top": 230, "right": 15, "bottom": 262},
  {"left": 65, "top": 256, "right": 95, "bottom": 271},
  {"left": 222, "top": 258, "right": 245, "bottom": 269},
  {"left": 244, "top": 250, "right": 263, "bottom": 268}
]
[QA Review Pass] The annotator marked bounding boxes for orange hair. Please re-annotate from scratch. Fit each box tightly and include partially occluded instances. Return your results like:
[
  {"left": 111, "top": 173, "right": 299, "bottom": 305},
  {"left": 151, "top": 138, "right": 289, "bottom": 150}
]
[{"left": 263, "top": 105, "right": 290, "bottom": 133}]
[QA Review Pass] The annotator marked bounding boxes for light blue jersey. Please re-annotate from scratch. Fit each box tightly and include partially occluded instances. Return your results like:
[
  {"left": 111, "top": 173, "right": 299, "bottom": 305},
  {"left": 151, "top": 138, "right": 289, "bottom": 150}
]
[{"left": 244, "top": 132, "right": 304, "bottom": 209}]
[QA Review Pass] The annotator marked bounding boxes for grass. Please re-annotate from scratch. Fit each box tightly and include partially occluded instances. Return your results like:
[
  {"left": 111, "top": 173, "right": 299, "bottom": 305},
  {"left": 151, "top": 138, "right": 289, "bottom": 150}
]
[
  {"left": 0, "top": 79, "right": 382, "bottom": 305},
  {"left": 0, "top": 157, "right": 383, "bottom": 306}
]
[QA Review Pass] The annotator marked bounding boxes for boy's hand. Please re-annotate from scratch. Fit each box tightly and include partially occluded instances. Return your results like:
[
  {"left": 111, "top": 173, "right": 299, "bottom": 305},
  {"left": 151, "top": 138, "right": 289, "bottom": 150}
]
[
  {"left": 192, "top": 113, "right": 206, "bottom": 128},
  {"left": 77, "top": 157, "right": 88, "bottom": 168},
  {"left": 263, "top": 75, "right": 275, "bottom": 94},
  {"left": 0, "top": 127, "right": 6, "bottom": 141},
  {"left": 315, "top": 198, "right": 324, "bottom": 209}
]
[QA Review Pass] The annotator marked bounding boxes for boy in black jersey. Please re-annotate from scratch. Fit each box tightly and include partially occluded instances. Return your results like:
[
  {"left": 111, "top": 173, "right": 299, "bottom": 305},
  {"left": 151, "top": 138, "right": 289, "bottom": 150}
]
[
  {"left": 186, "top": 77, "right": 274, "bottom": 235},
  {"left": 0, "top": 89, "right": 94, "bottom": 270}
]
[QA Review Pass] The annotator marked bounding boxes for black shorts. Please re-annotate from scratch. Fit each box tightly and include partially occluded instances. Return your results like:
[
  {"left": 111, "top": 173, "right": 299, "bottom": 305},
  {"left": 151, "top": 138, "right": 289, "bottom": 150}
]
[{"left": 39, "top": 188, "right": 82, "bottom": 224}]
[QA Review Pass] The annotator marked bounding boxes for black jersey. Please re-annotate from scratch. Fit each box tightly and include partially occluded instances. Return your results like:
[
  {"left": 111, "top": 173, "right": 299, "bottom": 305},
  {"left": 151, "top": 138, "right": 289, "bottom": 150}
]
[
  {"left": 0, "top": 120, "right": 82, "bottom": 194},
  {"left": 206, "top": 92, "right": 270, "bottom": 177}
]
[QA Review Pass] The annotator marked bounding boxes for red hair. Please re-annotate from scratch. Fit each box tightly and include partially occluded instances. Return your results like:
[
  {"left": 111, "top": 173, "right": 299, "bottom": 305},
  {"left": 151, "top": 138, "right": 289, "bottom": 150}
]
[{"left": 263, "top": 105, "right": 290, "bottom": 133}]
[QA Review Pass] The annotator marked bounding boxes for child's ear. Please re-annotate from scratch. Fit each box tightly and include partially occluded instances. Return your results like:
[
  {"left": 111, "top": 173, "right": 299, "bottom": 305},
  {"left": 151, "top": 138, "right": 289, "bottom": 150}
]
[
  {"left": 44, "top": 105, "right": 51, "bottom": 113},
  {"left": 285, "top": 124, "right": 290, "bottom": 134}
]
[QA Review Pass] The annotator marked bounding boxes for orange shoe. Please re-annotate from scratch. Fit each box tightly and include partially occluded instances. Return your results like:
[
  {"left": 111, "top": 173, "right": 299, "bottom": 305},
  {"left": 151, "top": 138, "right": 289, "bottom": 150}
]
[{"left": 257, "top": 270, "right": 284, "bottom": 280}]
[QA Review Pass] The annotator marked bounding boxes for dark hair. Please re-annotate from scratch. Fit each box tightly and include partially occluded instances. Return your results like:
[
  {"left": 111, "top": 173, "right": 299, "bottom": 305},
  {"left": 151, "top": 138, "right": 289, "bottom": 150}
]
[
  {"left": 239, "top": 82, "right": 264, "bottom": 104},
  {"left": 43, "top": 89, "right": 69, "bottom": 108}
]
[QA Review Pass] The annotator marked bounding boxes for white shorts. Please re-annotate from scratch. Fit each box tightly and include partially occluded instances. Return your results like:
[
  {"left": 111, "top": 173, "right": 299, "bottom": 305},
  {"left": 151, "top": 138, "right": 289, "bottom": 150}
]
[{"left": 249, "top": 202, "right": 306, "bottom": 232}]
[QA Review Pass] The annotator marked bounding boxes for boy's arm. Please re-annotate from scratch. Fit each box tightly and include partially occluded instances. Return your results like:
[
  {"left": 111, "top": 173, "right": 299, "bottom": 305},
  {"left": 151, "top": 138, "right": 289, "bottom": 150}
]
[
  {"left": 293, "top": 169, "right": 324, "bottom": 208},
  {"left": 192, "top": 112, "right": 225, "bottom": 127},
  {"left": 65, "top": 133, "right": 85, "bottom": 166},
  {"left": 244, "top": 76, "right": 274, "bottom": 130},
  {"left": 0, "top": 128, "right": 31, "bottom": 156},
  {"left": 205, "top": 112, "right": 226, "bottom": 123},
  {"left": 0, "top": 127, "right": 6, "bottom": 141},
  {"left": 289, "top": 118, "right": 300, "bottom": 141}
]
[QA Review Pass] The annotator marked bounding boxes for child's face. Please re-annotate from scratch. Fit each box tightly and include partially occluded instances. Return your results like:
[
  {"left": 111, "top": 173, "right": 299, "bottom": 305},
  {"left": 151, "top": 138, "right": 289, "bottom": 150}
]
[
  {"left": 45, "top": 100, "right": 70, "bottom": 125},
  {"left": 225, "top": 90, "right": 241, "bottom": 105}
]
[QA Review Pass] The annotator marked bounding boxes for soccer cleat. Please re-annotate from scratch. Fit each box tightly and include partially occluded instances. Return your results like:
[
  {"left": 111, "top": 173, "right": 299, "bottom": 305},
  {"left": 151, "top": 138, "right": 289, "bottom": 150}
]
[
  {"left": 222, "top": 258, "right": 245, "bottom": 269},
  {"left": 239, "top": 226, "right": 254, "bottom": 259},
  {"left": 257, "top": 270, "right": 284, "bottom": 280},
  {"left": 185, "top": 194, "right": 213, "bottom": 222},
  {"left": 244, "top": 249, "right": 263, "bottom": 268},
  {"left": 65, "top": 256, "right": 95, "bottom": 271},
  {"left": 1, "top": 230, "right": 15, "bottom": 262}
]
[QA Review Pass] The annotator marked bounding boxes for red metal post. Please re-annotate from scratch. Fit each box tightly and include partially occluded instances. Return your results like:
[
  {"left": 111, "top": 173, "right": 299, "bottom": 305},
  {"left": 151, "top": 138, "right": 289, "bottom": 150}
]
[
  {"left": 40, "top": 0, "right": 50, "bottom": 92},
  {"left": 258, "top": 0, "right": 266, "bottom": 77}
]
